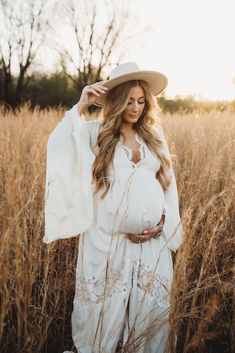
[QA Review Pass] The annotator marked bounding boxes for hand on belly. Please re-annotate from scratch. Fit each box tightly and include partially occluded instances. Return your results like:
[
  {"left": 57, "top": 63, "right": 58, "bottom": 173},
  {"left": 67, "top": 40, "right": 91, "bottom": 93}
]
[{"left": 124, "top": 218, "right": 164, "bottom": 243}]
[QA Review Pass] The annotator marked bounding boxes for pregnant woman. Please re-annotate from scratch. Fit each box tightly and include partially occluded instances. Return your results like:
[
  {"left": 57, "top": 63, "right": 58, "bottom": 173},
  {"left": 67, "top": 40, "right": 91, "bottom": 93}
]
[{"left": 43, "top": 62, "right": 184, "bottom": 353}]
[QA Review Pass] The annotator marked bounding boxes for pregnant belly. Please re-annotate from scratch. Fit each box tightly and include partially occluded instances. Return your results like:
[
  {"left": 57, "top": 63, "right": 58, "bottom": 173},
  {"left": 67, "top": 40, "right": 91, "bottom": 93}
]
[{"left": 119, "top": 177, "right": 165, "bottom": 234}]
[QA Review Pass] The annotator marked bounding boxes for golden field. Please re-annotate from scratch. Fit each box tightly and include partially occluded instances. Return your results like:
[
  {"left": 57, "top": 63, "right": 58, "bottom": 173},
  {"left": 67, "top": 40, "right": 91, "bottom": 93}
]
[{"left": 0, "top": 105, "right": 234, "bottom": 353}]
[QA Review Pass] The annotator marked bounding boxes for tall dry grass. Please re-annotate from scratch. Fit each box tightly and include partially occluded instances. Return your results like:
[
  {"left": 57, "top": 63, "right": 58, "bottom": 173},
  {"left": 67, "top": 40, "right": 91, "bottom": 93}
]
[
  {"left": 165, "top": 111, "right": 235, "bottom": 353},
  {"left": 0, "top": 104, "right": 234, "bottom": 353}
]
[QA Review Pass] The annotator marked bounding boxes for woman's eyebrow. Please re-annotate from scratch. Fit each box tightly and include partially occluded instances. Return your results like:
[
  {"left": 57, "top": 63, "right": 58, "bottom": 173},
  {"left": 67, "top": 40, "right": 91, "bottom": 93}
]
[{"left": 129, "top": 96, "right": 145, "bottom": 100}]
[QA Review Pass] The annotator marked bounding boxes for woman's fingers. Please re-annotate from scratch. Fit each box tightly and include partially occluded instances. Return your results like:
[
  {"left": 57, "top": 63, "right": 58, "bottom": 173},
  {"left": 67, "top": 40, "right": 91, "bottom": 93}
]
[
  {"left": 77, "top": 81, "right": 109, "bottom": 111},
  {"left": 86, "top": 84, "right": 108, "bottom": 97},
  {"left": 88, "top": 88, "right": 101, "bottom": 97},
  {"left": 94, "top": 85, "right": 108, "bottom": 94},
  {"left": 125, "top": 224, "right": 163, "bottom": 244},
  {"left": 142, "top": 225, "right": 162, "bottom": 236},
  {"left": 125, "top": 233, "right": 151, "bottom": 243},
  {"left": 125, "top": 233, "right": 142, "bottom": 243}
]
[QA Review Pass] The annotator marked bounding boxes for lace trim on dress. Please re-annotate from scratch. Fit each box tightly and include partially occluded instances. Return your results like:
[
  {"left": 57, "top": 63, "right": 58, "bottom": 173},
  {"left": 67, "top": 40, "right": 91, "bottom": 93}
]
[
  {"left": 118, "top": 133, "right": 146, "bottom": 164},
  {"left": 75, "top": 263, "right": 133, "bottom": 305},
  {"left": 75, "top": 260, "right": 170, "bottom": 306}
]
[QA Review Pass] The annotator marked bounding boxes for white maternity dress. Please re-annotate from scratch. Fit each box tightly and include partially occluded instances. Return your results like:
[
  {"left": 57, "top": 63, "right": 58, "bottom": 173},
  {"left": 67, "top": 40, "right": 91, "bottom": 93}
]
[{"left": 43, "top": 105, "right": 184, "bottom": 353}]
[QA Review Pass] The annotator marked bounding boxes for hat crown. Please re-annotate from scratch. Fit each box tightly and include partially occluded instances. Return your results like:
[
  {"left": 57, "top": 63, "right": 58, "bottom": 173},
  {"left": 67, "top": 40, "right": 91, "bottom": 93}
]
[
  {"left": 93, "top": 62, "right": 167, "bottom": 107},
  {"left": 109, "top": 62, "right": 140, "bottom": 79}
]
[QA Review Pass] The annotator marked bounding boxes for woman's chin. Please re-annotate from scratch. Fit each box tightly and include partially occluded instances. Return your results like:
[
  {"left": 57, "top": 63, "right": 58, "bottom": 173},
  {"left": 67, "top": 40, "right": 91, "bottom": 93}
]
[
  {"left": 123, "top": 115, "right": 139, "bottom": 124},
  {"left": 129, "top": 116, "right": 139, "bottom": 122}
]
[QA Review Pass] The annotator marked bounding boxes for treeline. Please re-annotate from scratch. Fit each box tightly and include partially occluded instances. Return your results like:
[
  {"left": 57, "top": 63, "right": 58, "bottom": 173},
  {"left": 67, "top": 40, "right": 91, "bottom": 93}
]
[
  {"left": 1, "top": 1, "right": 234, "bottom": 115},
  {"left": 157, "top": 96, "right": 235, "bottom": 114},
  {"left": 0, "top": 0, "right": 141, "bottom": 112},
  {"left": 0, "top": 70, "right": 234, "bottom": 114}
]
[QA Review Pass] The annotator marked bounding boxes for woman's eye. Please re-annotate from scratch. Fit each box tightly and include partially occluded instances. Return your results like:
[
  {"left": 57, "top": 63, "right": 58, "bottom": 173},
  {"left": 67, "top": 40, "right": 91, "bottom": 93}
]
[{"left": 127, "top": 101, "right": 145, "bottom": 105}]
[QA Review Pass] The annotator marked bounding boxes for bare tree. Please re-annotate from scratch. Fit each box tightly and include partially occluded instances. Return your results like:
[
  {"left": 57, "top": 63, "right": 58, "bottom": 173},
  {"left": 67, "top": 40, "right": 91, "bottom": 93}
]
[
  {"left": 0, "top": 0, "right": 52, "bottom": 107},
  {"left": 53, "top": 0, "right": 148, "bottom": 90}
]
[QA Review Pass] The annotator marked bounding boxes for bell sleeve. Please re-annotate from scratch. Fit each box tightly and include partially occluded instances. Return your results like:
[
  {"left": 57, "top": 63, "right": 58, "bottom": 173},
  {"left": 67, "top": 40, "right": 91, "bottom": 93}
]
[
  {"left": 43, "top": 105, "right": 97, "bottom": 244},
  {"left": 156, "top": 126, "right": 184, "bottom": 253}
]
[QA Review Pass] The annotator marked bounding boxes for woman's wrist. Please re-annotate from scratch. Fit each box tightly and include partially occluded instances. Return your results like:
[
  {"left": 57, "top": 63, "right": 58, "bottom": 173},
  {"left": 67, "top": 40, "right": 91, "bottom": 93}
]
[
  {"left": 77, "top": 102, "right": 89, "bottom": 115},
  {"left": 158, "top": 214, "right": 165, "bottom": 226}
]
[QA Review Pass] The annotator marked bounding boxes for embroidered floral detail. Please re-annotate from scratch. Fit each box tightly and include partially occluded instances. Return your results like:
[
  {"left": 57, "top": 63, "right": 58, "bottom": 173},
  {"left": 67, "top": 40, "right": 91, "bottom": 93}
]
[
  {"left": 75, "top": 263, "right": 133, "bottom": 305},
  {"left": 75, "top": 261, "right": 170, "bottom": 306},
  {"left": 133, "top": 262, "right": 170, "bottom": 305}
]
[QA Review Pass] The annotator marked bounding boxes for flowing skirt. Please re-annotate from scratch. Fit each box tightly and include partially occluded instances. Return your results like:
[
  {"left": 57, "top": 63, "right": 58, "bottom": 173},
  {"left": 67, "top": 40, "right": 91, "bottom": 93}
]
[{"left": 71, "top": 227, "right": 173, "bottom": 353}]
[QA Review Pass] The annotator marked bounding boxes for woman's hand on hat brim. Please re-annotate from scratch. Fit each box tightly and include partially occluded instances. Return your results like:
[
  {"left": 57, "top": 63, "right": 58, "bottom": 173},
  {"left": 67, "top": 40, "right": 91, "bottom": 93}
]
[{"left": 77, "top": 81, "right": 108, "bottom": 113}]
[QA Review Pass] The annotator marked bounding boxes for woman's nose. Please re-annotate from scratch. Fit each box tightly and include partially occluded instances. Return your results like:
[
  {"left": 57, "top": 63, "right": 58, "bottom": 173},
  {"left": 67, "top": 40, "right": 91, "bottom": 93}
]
[{"left": 132, "top": 102, "right": 139, "bottom": 111}]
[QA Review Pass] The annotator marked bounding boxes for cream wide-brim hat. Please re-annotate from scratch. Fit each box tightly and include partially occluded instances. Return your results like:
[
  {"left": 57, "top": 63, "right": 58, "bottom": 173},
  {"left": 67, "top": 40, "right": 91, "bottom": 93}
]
[{"left": 93, "top": 62, "right": 168, "bottom": 107}]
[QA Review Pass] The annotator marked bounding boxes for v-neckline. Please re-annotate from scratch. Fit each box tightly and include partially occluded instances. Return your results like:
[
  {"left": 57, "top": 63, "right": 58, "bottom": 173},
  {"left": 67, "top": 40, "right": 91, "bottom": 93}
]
[{"left": 119, "top": 133, "right": 144, "bottom": 165}]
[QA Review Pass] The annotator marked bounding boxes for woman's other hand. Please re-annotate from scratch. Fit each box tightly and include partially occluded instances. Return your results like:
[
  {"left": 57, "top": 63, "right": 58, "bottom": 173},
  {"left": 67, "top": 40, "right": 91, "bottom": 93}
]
[
  {"left": 125, "top": 214, "right": 165, "bottom": 244},
  {"left": 77, "top": 81, "right": 108, "bottom": 115},
  {"left": 125, "top": 218, "right": 165, "bottom": 244}
]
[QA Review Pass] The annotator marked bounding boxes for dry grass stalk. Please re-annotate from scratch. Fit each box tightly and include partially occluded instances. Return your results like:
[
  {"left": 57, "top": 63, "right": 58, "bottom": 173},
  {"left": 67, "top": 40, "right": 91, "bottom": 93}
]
[
  {"left": 166, "top": 111, "right": 235, "bottom": 353},
  {"left": 0, "top": 105, "right": 234, "bottom": 352}
]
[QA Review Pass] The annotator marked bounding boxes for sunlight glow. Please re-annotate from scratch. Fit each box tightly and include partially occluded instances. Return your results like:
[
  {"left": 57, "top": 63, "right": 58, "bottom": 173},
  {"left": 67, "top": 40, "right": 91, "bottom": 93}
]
[
  {"left": 36, "top": 0, "right": 235, "bottom": 101},
  {"left": 128, "top": 0, "right": 235, "bottom": 100}
]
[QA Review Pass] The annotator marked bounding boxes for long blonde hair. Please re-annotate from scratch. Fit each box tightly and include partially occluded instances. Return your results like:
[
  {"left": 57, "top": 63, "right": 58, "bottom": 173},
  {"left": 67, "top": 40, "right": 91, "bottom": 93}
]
[{"left": 92, "top": 80, "right": 172, "bottom": 198}]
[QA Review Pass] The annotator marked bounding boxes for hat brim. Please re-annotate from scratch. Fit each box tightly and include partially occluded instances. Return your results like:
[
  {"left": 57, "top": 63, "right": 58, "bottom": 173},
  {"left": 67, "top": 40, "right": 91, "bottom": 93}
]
[{"left": 93, "top": 70, "right": 167, "bottom": 107}]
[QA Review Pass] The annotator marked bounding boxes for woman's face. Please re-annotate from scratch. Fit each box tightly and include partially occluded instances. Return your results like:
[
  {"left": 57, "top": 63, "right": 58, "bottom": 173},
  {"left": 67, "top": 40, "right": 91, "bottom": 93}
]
[{"left": 121, "top": 85, "right": 145, "bottom": 125}]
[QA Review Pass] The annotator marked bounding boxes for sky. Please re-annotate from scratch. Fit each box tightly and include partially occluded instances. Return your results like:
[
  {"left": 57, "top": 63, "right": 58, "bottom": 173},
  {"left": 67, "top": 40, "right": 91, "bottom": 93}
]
[
  {"left": 129, "top": 0, "right": 235, "bottom": 100},
  {"left": 39, "top": 0, "right": 235, "bottom": 101}
]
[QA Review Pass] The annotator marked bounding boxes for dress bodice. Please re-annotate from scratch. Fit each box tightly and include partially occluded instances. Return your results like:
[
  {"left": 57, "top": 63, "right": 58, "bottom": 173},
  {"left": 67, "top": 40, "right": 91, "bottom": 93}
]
[
  {"left": 112, "top": 132, "right": 161, "bottom": 177},
  {"left": 93, "top": 131, "right": 165, "bottom": 234}
]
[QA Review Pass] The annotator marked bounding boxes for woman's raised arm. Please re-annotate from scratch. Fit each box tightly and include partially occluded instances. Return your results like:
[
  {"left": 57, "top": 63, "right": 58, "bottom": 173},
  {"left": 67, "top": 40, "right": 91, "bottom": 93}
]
[{"left": 43, "top": 82, "right": 108, "bottom": 244}]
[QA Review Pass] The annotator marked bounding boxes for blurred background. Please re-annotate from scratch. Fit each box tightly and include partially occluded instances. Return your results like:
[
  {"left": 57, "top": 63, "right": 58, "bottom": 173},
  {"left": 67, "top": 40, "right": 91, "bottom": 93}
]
[
  {"left": 0, "top": 1, "right": 234, "bottom": 353},
  {"left": 1, "top": 0, "right": 235, "bottom": 113}
]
